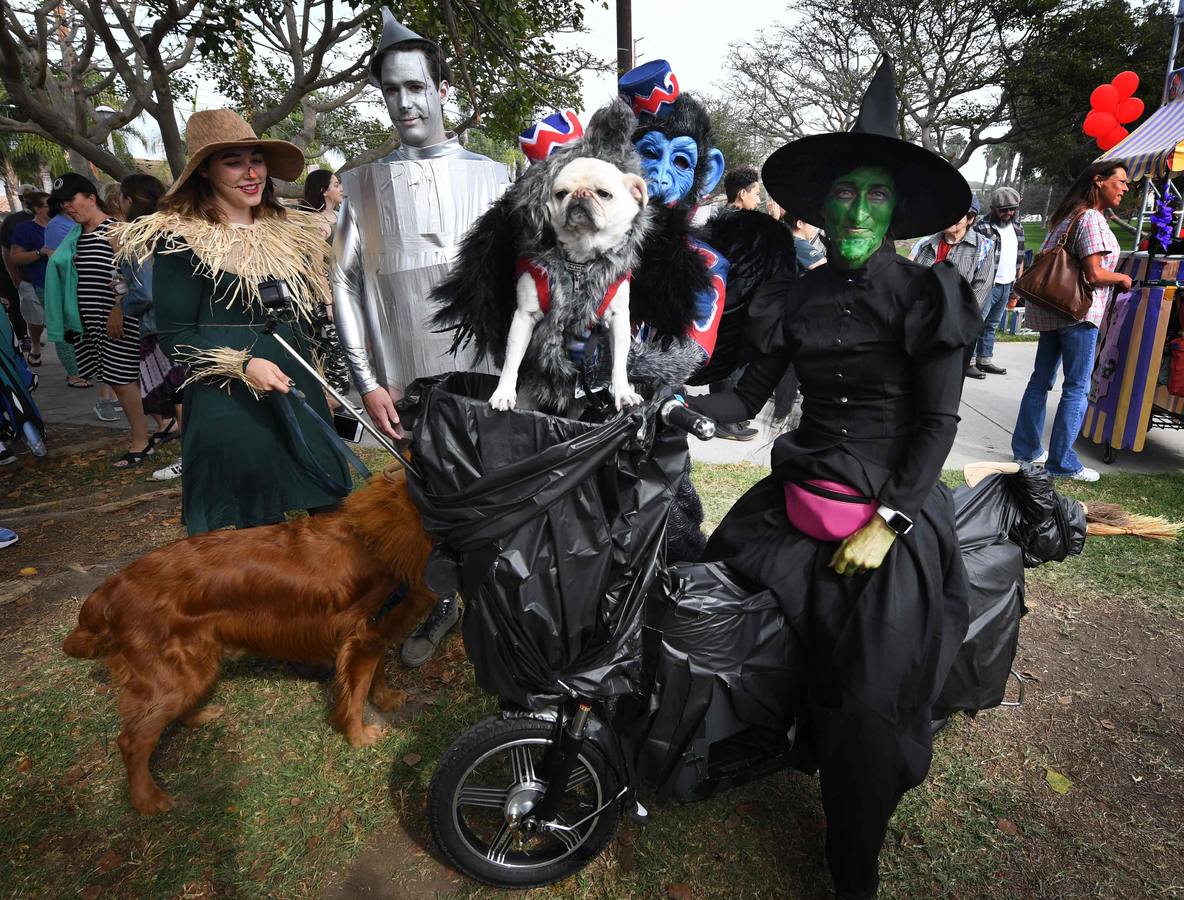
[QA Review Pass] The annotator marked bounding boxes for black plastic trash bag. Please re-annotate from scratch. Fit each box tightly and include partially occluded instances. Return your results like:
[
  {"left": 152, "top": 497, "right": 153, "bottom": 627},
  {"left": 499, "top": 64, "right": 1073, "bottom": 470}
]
[
  {"left": 936, "top": 465, "right": 1086, "bottom": 717},
  {"left": 619, "top": 562, "right": 801, "bottom": 801},
  {"left": 398, "top": 372, "right": 689, "bottom": 710}
]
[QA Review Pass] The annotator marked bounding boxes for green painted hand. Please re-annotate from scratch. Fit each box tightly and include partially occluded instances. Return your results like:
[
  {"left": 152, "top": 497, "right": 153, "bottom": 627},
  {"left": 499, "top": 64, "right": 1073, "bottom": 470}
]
[{"left": 828, "top": 515, "right": 897, "bottom": 576}]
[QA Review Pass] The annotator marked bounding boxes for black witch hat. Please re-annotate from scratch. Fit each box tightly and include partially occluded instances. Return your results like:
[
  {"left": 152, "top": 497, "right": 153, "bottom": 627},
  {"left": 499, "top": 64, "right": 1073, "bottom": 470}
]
[{"left": 761, "top": 57, "right": 971, "bottom": 239}]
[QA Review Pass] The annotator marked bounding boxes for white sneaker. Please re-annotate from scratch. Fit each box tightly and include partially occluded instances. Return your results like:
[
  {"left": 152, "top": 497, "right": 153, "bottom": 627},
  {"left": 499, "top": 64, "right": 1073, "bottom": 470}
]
[
  {"left": 1015, "top": 449, "right": 1048, "bottom": 465},
  {"left": 152, "top": 460, "right": 183, "bottom": 481},
  {"left": 1067, "top": 466, "right": 1100, "bottom": 482}
]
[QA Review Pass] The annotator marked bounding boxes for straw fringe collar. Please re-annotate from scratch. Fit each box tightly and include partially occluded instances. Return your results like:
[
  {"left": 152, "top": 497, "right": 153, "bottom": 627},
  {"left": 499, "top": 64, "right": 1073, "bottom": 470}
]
[{"left": 114, "top": 210, "right": 330, "bottom": 321}]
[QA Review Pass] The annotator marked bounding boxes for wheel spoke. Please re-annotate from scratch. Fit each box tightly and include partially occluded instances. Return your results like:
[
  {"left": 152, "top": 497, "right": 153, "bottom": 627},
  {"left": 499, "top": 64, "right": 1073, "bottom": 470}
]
[
  {"left": 566, "top": 766, "right": 592, "bottom": 791},
  {"left": 486, "top": 822, "right": 515, "bottom": 864},
  {"left": 549, "top": 818, "right": 583, "bottom": 853},
  {"left": 458, "top": 784, "right": 509, "bottom": 809},
  {"left": 510, "top": 744, "right": 536, "bottom": 785}
]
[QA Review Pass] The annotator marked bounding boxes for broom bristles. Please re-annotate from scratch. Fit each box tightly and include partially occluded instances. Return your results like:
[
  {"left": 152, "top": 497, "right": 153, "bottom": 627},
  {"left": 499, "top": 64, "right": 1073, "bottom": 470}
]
[{"left": 1084, "top": 501, "right": 1183, "bottom": 542}]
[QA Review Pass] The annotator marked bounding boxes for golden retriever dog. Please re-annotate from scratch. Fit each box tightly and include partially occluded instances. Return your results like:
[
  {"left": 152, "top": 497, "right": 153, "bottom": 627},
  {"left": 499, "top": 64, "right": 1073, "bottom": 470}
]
[{"left": 63, "top": 464, "right": 436, "bottom": 814}]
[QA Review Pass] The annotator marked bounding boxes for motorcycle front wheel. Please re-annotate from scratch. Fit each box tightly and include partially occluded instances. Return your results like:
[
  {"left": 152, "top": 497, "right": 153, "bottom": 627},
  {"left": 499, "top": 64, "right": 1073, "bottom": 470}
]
[{"left": 427, "top": 715, "right": 622, "bottom": 889}]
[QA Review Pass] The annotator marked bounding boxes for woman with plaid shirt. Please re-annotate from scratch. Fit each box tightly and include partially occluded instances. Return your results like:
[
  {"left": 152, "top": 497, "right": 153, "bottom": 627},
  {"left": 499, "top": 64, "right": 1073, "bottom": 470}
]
[{"left": 1011, "top": 162, "right": 1131, "bottom": 481}]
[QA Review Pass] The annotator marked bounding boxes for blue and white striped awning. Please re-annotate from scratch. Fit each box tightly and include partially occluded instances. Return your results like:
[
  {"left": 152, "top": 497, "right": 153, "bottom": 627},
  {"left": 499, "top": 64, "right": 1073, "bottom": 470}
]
[{"left": 1099, "top": 98, "right": 1184, "bottom": 182}]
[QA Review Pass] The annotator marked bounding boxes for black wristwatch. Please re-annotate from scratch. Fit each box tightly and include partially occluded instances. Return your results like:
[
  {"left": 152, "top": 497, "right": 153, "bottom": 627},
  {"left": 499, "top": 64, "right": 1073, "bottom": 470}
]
[{"left": 876, "top": 504, "right": 914, "bottom": 536}]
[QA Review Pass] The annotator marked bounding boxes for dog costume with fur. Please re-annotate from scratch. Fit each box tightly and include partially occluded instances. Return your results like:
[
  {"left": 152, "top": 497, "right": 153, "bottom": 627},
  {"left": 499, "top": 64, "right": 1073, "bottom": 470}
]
[
  {"left": 62, "top": 466, "right": 436, "bottom": 815},
  {"left": 432, "top": 101, "right": 709, "bottom": 413}
]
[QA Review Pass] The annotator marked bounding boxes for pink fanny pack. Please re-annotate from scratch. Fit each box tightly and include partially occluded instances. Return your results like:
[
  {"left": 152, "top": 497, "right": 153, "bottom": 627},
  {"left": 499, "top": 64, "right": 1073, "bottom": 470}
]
[{"left": 783, "top": 479, "right": 877, "bottom": 542}]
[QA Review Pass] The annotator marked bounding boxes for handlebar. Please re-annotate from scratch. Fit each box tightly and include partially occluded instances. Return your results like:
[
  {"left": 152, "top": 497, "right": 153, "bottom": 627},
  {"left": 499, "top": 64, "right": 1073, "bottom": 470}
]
[{"left": 660, "top": 398, "right": 716, "bottom": 441}]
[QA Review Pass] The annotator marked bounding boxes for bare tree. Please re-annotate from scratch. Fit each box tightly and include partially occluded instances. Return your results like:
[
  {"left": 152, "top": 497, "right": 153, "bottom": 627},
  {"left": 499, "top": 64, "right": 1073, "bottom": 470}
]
[
  {"left": 0, "top": 0, "right": 601, "bottom": 181},
  {"left": 719, "top": 0, "right": 1038, "bottom": 167}
]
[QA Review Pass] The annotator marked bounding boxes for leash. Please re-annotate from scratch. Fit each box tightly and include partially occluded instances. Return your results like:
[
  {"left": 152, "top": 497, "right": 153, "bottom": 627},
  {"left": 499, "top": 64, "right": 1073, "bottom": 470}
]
[
  {"left": 368, "top": 581, "right": 411, "bottom": 625},
  {"left": 271, "top": 388, "right": 372, "bottom": 497}
]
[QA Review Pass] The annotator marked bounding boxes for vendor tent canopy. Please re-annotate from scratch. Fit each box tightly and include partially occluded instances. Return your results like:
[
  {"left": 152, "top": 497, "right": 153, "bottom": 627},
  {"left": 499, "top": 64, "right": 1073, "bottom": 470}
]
[{"left": 1099, "top": 97, "right": 1184, "bottom": 181}]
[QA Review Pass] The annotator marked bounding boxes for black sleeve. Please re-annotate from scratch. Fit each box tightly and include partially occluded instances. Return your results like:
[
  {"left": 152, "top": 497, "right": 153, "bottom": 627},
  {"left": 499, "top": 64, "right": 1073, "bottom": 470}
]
[
  {"left": 878, "top": 262, "right": 981, "bottom": 519},
  {"left": 687, "top": 351, "right": 791, "bottom": 423}
]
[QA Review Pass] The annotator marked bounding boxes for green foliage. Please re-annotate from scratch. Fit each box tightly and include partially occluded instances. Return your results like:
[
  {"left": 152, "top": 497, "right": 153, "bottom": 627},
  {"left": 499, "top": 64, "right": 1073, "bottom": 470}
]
[{"left": 1004, "top": 0, "right": 1175, "bottom": 182}]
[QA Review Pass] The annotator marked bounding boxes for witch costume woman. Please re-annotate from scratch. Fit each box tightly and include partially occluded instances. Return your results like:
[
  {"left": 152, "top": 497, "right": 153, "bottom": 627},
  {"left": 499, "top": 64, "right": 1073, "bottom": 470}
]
[
  {"left": 118, "top": 110, "right": 351, "bottom": 535},
  {"left": 688, "top": 60, "right": 981, "bottom": 899}
]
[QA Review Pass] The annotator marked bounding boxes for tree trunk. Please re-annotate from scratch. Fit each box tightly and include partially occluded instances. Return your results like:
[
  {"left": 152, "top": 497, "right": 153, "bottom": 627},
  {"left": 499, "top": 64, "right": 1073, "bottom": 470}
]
[{"left": 3, "top": 157, "right": 19, "bottom": 210}]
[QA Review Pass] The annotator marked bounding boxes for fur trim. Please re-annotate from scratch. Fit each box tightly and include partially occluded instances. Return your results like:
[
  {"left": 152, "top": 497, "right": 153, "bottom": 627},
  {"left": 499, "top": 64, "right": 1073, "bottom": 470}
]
[
  {"left": 114, "top": 211, "right": 329, "bottom": 322},
  {"left": 632, "top": 203, "right": 707, "bottom": 336}
]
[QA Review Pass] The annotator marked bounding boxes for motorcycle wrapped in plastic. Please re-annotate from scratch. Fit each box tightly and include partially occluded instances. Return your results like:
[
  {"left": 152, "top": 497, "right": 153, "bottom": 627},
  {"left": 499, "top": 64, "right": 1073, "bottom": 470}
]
[{"left": 398, "top": 372, "right": 689, "bottom": 710}]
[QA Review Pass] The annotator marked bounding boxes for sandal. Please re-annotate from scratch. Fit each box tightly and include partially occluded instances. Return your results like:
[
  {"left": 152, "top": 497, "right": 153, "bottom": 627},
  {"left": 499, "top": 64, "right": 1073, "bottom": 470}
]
[
  {"left": 66, "top": 377, "right": 93, "bottom": 389},
  {"left": 113, "top": 447, "right": 154, "bottom": 468},
  {"left": 149, "top": 418, "right": 180, "bottom": 447}
]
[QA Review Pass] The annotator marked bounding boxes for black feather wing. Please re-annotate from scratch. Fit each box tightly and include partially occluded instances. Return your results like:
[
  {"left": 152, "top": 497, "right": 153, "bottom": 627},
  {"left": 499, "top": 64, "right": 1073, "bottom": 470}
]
[
  {"left": 429, "top": 196, "right": 522, "bottom": 368},
  {"left": 630, "top": 203, "right": 709, "bottom": 340}
]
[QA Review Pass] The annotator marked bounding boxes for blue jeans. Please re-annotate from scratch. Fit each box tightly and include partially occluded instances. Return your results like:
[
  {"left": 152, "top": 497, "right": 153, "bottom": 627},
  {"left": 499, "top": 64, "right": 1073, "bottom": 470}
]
[
  {"left": 1011, "top": 322, "right": 1099, "bottom": 475},
  {"left": 976, "top": 282, "right": 1012, "bottom": 360}
]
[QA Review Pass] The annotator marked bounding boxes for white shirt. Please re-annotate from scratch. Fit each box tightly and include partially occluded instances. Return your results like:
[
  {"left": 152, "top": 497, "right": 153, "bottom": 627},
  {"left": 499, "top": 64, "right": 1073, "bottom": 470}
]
[{"left": 995, "top": 224, "right": 1017, "bottom": 285}]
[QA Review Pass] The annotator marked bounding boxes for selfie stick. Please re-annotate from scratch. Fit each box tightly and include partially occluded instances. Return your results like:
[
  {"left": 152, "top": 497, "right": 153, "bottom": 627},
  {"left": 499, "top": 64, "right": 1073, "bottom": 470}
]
[{"left": 264, "top": 325, "right": 421, "bottom": 480}]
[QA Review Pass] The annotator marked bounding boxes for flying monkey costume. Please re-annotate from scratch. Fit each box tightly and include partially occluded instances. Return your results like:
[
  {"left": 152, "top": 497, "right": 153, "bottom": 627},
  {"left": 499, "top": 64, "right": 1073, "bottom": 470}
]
[{"left": 430, "top": 102, "right": 709, "bottom": 413}]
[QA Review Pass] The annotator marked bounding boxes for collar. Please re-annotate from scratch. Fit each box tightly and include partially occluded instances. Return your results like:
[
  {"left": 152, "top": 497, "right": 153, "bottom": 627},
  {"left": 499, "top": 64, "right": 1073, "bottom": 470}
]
[
  {"left": 388, "top": 134, "right": 467, "bottom": 161},
  {"left": 826, "top": 242, "right": 899, "bottom": 285}
]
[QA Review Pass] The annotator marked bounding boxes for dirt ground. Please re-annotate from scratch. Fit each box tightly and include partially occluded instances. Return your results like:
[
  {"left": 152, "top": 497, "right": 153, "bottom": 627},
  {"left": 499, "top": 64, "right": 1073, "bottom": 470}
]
[{"left": 2, "top": 436, "right": 1183, "bottom": 897}]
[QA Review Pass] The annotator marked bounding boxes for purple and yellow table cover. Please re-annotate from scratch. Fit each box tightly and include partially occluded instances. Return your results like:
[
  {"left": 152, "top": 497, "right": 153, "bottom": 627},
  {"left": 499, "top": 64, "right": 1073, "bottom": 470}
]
[{"left": 1082, "top": 253, "right": 1179, "bottom": 452}]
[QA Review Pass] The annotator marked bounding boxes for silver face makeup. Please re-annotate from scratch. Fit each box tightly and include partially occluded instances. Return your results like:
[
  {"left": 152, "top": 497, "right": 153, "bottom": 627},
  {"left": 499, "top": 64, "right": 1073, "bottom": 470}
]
[{"left": 381, "top": 51, "right": 448, "bottom": 148}]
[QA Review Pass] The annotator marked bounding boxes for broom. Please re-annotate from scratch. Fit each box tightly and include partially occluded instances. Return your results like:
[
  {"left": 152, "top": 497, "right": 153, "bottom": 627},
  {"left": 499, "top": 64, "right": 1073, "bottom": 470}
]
[{"left": 1083, "top": 502, "right": 1184, "bottom": 542}]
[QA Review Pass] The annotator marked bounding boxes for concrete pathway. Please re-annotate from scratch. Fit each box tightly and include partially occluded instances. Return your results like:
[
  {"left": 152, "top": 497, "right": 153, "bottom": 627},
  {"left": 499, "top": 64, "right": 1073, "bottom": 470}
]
[
  {"left": 28, "top": 338, "right": 1184, "bottom": 475},
  {"left": 687, "top": 340, "right": 1184, "bottom": 475}
]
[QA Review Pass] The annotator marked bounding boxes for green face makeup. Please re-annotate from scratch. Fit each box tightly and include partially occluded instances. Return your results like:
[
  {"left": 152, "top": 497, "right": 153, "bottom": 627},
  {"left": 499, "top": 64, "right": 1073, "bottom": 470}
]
[{"left": 823, "top": 165, "right": 896, "bottom": 269}]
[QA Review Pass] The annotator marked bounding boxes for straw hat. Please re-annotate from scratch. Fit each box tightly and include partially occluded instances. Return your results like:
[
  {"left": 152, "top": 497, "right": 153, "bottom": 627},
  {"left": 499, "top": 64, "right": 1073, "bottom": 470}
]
[{"left": 166, "top": 109, "right": 305, "bottom": 196}]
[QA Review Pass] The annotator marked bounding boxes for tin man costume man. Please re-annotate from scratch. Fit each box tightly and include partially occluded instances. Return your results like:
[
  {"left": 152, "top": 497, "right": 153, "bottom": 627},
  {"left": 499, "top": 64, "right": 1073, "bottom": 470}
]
[
  {"left": 332, "top": 11, "right": 507, "bottom": 667},
  {"left": 333, "top": 11, "right": 508, "bottom": 439}
]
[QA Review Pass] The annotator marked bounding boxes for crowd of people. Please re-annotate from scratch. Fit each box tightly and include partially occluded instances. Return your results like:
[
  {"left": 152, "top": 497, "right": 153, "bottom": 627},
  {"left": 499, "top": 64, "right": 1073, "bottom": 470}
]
[{"left": 0, "top": 12, "right": 1134, "bottom": 897}]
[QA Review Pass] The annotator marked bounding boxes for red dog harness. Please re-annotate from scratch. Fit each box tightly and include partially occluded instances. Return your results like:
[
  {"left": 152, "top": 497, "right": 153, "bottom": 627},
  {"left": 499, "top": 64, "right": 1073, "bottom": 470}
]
[{"left": 515, "top": 257, "right": 630, "bottom": 321}]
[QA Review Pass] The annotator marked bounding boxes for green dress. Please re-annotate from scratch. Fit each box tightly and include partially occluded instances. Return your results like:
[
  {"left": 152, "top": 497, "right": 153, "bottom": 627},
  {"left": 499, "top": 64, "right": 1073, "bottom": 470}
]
[{"left": 153, "top": 245, "right": 350, "bottom": 534}]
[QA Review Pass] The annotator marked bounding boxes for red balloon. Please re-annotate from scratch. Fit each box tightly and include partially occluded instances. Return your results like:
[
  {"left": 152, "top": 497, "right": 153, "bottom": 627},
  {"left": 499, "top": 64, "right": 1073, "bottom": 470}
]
[
  {"left": 1091, "top": 83, "right": 1121, "bottom": 112},
  {"left": 1084, "top": 109, "right": 1118, "bottom": 137},
  {"left": 1096, "top": 125, "right": 1129, "bottom": 152},
  {"left": 1111, "top": 70, "right": 1140, "bottom": 98},
  {"left": 1116, "top": 96, "right": 1145, "bottom": 124}
]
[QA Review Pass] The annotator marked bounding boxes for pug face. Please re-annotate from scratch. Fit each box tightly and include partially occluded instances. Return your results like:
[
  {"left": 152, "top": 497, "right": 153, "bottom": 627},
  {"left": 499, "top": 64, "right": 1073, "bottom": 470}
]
[{"left": 548, "top": 157, "right": 648, "bottom": 262}]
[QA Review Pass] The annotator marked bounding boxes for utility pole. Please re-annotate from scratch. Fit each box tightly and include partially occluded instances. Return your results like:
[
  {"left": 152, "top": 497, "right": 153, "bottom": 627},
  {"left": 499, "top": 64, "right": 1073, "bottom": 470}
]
[{"left": 616, "top": 0, "right": 633, "bottom": 75}]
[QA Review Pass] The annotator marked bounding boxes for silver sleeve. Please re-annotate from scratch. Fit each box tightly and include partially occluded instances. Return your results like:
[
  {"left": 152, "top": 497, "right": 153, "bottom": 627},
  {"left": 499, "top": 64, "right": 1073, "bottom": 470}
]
[{"left": 331, "top": 197, "right": 380, "bottom": 394}]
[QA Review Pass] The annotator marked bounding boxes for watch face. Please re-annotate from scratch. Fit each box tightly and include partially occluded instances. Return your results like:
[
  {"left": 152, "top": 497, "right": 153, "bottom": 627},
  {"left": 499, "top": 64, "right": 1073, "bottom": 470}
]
[{"left": 887, "top": 512, "right": 913, "bottom": 535}]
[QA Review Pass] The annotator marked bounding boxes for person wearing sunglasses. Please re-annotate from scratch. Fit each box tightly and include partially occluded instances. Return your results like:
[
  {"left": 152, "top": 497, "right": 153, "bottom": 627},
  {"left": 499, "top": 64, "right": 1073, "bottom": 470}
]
[{"left": 969, "top": 187, "right": 1026, "bottom": 378}]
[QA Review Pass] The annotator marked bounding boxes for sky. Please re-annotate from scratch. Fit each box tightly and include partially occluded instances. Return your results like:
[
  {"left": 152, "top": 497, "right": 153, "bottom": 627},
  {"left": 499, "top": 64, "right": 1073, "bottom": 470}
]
[{"left": 559, "top": 0, "right": 990, "bottom": 182}]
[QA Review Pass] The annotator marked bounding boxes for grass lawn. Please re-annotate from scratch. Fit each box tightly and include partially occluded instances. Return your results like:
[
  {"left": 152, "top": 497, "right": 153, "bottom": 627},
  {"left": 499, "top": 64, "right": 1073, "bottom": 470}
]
[{"left": 2, "top": 458, "right": 1182, "bottom": 898}]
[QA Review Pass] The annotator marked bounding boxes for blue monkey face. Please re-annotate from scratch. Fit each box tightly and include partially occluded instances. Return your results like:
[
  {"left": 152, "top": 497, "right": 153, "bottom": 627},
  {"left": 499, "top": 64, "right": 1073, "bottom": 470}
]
[{"left": 635, "top": 131, "right": 699, "bottom": 205}]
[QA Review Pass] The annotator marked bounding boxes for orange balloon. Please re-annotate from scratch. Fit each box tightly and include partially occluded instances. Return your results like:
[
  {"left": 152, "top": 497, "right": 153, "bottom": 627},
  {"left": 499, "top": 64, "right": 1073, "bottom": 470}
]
[
  {"left": 1116, "top": 96, "right": 1145, "bottom": 124},
  {"left": 1111, "top": 70, "right": 1140, "bottom": 98},
  {"left": 1096, "top": 125, "right": 1129, "bottom": 152}
]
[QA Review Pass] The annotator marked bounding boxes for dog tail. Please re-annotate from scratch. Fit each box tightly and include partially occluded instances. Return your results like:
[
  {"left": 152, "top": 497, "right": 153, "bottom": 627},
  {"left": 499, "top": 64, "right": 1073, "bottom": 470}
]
[{"left": 62, "top": 585, "right": 115, "bottom": 659}]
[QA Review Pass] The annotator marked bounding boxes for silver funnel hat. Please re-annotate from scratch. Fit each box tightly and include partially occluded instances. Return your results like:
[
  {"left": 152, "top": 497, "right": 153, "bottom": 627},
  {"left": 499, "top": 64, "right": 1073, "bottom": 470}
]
[{"left": 368, "top": 8, "right": 439, "bottom": 88}]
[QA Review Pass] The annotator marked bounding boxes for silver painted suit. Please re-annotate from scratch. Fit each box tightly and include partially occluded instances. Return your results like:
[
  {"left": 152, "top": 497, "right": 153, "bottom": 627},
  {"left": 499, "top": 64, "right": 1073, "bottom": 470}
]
[{"left": 332, "top": 137, "right": 508, "bottom": 394}]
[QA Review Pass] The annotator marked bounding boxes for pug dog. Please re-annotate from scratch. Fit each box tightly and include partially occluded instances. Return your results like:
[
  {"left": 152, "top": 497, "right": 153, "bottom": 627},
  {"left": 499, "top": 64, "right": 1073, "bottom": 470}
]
[{"left": 488, "top": 155, "right": 649, "bottom": 412}]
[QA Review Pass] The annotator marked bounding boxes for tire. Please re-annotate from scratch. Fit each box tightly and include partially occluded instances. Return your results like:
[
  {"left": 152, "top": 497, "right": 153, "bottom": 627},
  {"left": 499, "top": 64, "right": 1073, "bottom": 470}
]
[{"left": 427, "top": 715, "right": 622, "bottom": 889}]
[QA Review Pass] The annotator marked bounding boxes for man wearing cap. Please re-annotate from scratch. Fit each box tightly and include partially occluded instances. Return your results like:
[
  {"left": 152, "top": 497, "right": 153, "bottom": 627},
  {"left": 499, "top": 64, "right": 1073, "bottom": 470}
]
[
  {"left": 971, "top": 187, "right": 1026, "bottom": 377},
  {"left": 333, "top": 11, "right": 507, "bottom": 667},
  {"left": 910, "top": 196, "right": 997, "bottom": 328}
]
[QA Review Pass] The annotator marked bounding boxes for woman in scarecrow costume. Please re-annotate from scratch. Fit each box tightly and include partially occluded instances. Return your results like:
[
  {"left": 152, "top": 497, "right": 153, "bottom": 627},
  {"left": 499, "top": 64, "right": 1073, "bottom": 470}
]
[
  {"left": 118, "top": 110, "right": 350, "bottom": 535},
  {"left": 688, "top": 59, "right": 980, "bottom": 899}
]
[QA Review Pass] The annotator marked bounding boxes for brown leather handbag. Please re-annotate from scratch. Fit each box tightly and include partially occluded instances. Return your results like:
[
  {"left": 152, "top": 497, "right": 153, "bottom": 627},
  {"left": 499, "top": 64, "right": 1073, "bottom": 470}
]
[{"left": 1014, "top": 213, "right": 1093, "bottom": 321}]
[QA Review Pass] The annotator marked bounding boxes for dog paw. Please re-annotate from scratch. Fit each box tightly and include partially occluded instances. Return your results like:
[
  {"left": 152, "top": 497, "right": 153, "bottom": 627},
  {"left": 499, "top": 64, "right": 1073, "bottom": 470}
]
[
  {"left": 614, "top": 383, "right": 643, "bottom": 410},
  {"left": 132, "top": 785, "right": 176, "bottom": 815},
  {"left": 182, "top": 705, "right": 225, "bottom": 728},
  {"left": 489, "top": 389, "right": 517, "bottom": 411},
  {"left": 347, "top": 722, "right": 389, "bottom": 748},
  {"left": 370, "top": 687, "right": 407, "bottom": 712}
]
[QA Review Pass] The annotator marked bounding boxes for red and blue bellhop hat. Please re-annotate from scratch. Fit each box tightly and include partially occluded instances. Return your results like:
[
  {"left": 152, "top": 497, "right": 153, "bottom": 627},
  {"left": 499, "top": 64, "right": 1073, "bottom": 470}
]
[
  {"left": 618, "top": 59, "right": 680, "bottom": 119},
  {"left": 519, "top": 110, "right": 585, "bottom": 163}
]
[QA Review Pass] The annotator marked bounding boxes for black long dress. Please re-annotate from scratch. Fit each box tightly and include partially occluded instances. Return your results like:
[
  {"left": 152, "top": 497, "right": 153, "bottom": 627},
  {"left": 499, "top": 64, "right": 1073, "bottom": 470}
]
[{"left": 688, "top": 246, "right": 981, "bottom": 898}]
